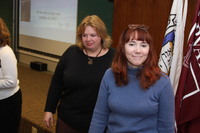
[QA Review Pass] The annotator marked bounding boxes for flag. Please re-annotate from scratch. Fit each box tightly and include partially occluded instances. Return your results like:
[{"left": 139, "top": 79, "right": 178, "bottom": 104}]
[
  {"left": 158, "top": 0, "right": 188, "bottom": 94},
  {"left": 175, "top": 0, "right": 200, "bottom": 132}
]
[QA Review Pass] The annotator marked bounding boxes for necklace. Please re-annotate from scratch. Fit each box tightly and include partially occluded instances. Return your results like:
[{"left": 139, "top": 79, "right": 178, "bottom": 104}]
[{"left": 85, "top": 47, "right": 103, "bottom": 65}]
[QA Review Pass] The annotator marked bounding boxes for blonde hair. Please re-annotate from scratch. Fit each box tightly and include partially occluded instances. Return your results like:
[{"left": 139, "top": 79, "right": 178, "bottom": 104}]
[
  {"left": 76, "top": 15, "right": 112, "bottom": 49},
  {"left": 0, "top": 18, "right": 11, "bottom": 47}
]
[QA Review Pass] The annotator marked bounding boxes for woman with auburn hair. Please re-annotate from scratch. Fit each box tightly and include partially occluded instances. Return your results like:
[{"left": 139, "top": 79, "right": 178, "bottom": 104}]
[
  {"left": 89, "top": 24, "right": 175, "bottom": 133},
  {"left": 0, "top": 18, "right": 22, "bottom": 133}
]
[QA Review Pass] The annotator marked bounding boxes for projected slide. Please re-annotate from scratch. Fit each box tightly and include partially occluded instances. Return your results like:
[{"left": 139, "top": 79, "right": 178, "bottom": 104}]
[{"left": 19, "top": 0, "right": 78, "bottom": 56}]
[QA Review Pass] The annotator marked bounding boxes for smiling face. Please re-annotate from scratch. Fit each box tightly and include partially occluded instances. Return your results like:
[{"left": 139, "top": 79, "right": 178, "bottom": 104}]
[
  {"left": 125, "top": 39, "right": 149, "bottom": 68},
  {"left": 82, "top": 25, "right": 102, "bottom": 51}
]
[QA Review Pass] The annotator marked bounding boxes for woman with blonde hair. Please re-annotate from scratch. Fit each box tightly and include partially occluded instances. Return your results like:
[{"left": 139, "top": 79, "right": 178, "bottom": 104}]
[{"left": 44, "top": 15, "right": 115, "bottom": 133}]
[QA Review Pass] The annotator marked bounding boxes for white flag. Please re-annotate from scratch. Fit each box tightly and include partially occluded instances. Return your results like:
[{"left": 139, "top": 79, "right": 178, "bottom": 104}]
[{"left": 158, "top": 0, "right": 188, "bottom": 94}]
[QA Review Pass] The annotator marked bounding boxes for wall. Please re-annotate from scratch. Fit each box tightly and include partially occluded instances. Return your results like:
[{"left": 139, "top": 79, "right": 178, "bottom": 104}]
[
  {"left": 112, "top": 0, "right": 172, "bottom": 55},
  {"left": 78, "top": 0, "right": 113, "bottom": 35}
]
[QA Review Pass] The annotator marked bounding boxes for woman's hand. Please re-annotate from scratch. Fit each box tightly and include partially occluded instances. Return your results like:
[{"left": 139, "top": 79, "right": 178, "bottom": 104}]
[{"left": 44, "top": 112, "right": 54, "bottom": 128}]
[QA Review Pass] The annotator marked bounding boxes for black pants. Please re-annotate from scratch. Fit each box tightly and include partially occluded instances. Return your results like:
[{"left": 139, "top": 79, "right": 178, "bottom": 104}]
[
  {"left": 56, "top": 117, "right": 87, "bottom": 133},
  {"left": 0, "top": 89, "right": 22, "bottom": 133}
]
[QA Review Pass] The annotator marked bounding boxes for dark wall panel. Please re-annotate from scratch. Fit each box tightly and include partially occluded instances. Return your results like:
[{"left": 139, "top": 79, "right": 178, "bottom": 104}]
[
  {"left": 77, "top": 0, "right": 113, "bottom": 35},
  {"left": 0, "top": 0, "right": 14, "bottom": 38}
]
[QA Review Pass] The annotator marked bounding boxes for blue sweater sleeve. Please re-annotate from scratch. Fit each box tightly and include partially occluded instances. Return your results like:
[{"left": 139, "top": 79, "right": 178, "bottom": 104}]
[
  {"left": 157, "top": 77, "right": 175, "bottom": 133},
  {"left": 89, "top": 70, "right": 110, "bottom": 133}
]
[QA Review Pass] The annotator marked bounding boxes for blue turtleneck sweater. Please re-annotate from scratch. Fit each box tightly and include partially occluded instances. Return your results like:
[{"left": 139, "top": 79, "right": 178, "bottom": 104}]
[{"left": 89, "top": 67, "right": 175, "bottom": 133}]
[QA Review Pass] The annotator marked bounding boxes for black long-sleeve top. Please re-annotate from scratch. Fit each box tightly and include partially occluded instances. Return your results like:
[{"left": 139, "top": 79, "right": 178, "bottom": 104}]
[{"left": 45, "top": 45, "right": 115, "bottom": 131}]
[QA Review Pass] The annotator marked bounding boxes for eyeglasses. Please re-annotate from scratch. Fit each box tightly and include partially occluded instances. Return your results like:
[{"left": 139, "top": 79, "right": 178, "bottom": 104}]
[{"left": 128, "top": 24, "right": 149, "bottom": 31}]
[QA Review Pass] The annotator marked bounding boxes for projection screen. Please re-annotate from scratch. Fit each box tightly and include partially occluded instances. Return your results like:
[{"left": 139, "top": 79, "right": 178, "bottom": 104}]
[{"left": 19, "top": 0, "right": 78, "bottom": 57}]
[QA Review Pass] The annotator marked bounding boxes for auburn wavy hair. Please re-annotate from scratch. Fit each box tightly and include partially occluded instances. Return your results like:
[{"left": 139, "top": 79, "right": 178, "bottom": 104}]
[
  {"left": 111, "top": 25, "right": 161, "bottom": 89},
  {"left": 0, "top": 18, "right": 11, "bottom": 47}
]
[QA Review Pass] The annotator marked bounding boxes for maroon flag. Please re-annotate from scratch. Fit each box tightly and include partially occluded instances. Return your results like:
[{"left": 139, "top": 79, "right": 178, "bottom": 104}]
[{"left": 175, "top": 0, "right": 200, "bottom": 132}]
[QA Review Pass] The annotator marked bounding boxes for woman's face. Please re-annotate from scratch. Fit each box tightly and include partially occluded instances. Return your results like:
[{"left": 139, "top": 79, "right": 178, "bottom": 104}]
[
  {"left": 125, "top": 39, "right": 149, "bottom": 68},
  {"left": 82, "top": 25, "right": 102, "bottom": 51}
]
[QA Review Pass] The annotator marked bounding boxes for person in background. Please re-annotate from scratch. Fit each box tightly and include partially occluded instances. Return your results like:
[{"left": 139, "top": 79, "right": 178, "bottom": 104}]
[
  {"left": 89, "top": 24, "right": 175, "bottom": 133},
  {"left": 44, "top": 15, "right": 115, "bottom": 133},
  {"left": 0, "top": 18, "right": 22, "bottom": 133}
]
